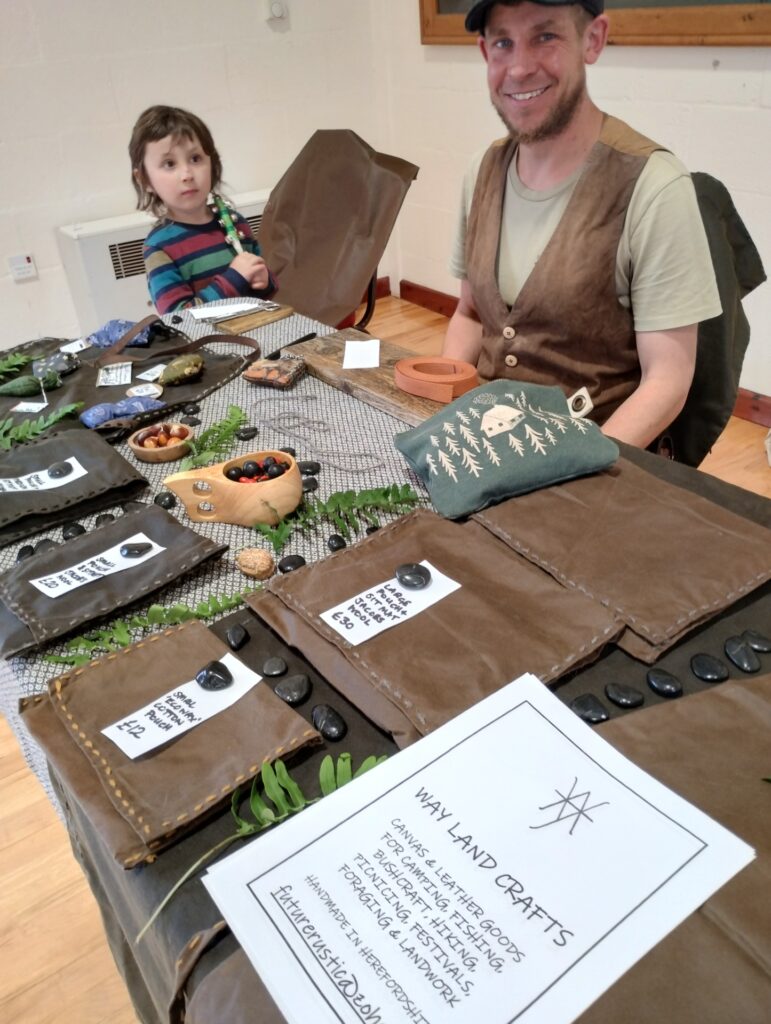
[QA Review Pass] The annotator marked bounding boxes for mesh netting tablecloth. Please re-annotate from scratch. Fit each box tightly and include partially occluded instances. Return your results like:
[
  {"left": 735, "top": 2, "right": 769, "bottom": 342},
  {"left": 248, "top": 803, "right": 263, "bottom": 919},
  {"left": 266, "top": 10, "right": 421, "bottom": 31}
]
[{"left": 0, "top": 303, "right": 427, "bottom": 804}]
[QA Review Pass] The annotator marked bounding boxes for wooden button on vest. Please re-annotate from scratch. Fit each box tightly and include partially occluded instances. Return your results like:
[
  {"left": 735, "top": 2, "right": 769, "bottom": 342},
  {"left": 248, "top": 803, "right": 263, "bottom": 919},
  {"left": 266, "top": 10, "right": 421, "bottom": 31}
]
[
  {"left": 505, "top": 353, "right": 518, "bottom": 368},
  {"left": 502, "top": 326, "right": 516, "bottom": 339}
]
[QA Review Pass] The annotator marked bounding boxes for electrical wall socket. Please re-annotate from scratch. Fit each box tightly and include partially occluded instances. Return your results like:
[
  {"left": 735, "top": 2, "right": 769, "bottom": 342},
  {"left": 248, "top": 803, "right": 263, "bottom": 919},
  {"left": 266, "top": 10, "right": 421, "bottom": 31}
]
[{"left": 8, "top": 253, "right": 38, "bottom": 283}]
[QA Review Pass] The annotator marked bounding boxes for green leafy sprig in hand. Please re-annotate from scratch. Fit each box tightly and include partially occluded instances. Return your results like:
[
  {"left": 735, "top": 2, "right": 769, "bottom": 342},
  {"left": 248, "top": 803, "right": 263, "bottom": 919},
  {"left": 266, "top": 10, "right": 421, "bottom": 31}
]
[
  {"left": 137, "top": 752, "right": 387, "bottom": 941},
  {"left": 177, "top": 404, "right": 248, "bottom": 470},
  {"left": 255, "top": 483, "right": 422, "bottom": 554}
]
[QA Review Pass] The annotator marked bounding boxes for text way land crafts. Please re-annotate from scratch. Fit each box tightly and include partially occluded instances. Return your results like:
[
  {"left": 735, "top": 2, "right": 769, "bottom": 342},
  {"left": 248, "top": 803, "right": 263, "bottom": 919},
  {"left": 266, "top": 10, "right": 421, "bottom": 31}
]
[{"left": 204, "top": 675, "right": 755, "bottom": 1024}]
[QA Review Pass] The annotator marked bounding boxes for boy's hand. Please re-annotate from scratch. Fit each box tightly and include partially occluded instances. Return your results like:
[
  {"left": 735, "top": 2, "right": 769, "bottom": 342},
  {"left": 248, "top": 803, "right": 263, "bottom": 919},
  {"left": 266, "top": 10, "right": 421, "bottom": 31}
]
[{"left": 229, "top": 253, "right": 270, "bottom": 290}]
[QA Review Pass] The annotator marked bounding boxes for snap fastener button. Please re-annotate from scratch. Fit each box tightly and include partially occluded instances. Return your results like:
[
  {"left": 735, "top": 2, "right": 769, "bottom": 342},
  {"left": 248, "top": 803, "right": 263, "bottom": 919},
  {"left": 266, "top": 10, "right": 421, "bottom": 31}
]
[
  {"left": 502, "top": 326, "right": 516, "bottom": 339},
  {"left": 504, "top": 354, "right": 518, "bottom": 368}
]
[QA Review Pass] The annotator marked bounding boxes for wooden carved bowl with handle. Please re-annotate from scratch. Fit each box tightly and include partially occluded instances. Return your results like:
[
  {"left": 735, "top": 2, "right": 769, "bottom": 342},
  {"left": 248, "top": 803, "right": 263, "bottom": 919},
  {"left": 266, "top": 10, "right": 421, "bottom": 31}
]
[{"left": 163, "top": 450, "right": 303, "bottom": 527}]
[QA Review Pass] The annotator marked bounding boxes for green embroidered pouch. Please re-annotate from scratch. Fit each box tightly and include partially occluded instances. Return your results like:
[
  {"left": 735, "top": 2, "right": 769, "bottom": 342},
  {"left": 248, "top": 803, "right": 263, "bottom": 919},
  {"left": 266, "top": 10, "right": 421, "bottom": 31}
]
[{"left": 394, "top": 381, "right": 619, "bottom": 519}]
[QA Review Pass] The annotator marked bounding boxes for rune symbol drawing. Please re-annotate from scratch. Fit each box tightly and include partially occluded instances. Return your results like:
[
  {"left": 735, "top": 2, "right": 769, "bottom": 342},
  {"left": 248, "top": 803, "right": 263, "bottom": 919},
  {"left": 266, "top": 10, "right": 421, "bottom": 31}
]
[{"left": 530, "top": 777, "right": 609, "bottom": 836}]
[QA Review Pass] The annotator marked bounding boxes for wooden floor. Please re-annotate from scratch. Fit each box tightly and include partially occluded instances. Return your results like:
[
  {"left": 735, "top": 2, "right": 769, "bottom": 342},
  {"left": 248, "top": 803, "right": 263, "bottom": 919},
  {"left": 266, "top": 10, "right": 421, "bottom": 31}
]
[{"left": 0, "top": 295, "right": 768, "bottom": 1023}]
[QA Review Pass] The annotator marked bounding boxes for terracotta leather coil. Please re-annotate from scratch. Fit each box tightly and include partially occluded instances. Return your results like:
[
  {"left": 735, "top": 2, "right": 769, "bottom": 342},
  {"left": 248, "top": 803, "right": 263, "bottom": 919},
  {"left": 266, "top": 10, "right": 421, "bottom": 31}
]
[{"left": 393, "top": 357, "right": 479, "bottom": 403}]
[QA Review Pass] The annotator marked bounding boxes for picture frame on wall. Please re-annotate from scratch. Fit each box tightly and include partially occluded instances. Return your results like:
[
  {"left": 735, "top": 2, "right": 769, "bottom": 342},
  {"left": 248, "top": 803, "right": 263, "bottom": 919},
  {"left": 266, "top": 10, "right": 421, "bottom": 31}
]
[{"left": 418, "top": 0, "right": 771, "bottom": 46}]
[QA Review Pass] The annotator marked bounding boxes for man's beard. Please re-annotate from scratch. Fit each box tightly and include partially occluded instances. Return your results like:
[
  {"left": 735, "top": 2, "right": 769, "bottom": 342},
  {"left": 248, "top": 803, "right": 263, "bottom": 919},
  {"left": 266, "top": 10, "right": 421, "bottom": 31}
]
[{"left": 493, "top": 79, "right": 584, "bottom": 144}]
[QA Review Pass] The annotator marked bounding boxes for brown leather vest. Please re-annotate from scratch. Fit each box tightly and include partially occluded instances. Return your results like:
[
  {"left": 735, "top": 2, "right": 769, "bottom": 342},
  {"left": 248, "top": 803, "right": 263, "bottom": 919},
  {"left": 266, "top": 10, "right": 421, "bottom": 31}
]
[{"left": 466, "top": 115, "right": 662, "bottom": 423}]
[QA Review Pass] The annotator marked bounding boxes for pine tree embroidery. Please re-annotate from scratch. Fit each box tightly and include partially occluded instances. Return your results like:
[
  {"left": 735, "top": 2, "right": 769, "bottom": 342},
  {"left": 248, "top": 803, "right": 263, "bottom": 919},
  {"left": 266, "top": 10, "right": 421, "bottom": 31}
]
[
  {"left": 525, "top": 424, "right": 547, "bottom": 455},
  {"left": 462, "top": 448, "right": 482, "bottom": 477},
  {"left": 469, "top": 407, "right": 481, "bottom": 420},
  {"left": 459, "top": 424, "right": 480, "bottom": 451},
  {"left": 482, "top": 436, "right": 501, "bottom": 465},
  {"left": 426, "top": 452, "right": 438, "bottom": 476},
  {"left": 430, "top": 434, "right": 441, "bottom": 448},
  {"left": 438, "top": 450, "right": 458, "bottom": 481},
  {"left": 445, "top": 435, "right": 461, "bottom": 456},
  {"left": 544, "top": 427, "right": 558, "bottom": 446},
  {"left": 508, "top": 433, "right": 525, "bottom": 456},
  {"left": 442, "top": 422, "right": 456, "bottom": 436},
  {"left": 455, "top": 410, "right": 470, "bottom": 425}
]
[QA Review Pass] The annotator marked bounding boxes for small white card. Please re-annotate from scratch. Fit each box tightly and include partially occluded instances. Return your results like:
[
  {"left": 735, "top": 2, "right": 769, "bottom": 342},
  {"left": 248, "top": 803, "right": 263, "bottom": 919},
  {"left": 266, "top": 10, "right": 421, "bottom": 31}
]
[
  {"left": 0, "top": 457, "right": 87, "bottom": 494},
  {"left": 29, "top": 532, "right": 164, "bottom": 598},
  {"left": 101, "top": 653, "right": 262, "bottom": 758},
  {"left": 204, "top": 674, "right": 755, "bottom": 1024},
  {"left": 343, "top": 338, "right": 380, "bottom": 369},
  {"left": 60, "top": 338, "right": 90, "bottom": 353},
  {"left": 189, "top": 301, "right": 260, "bottom": 320},
  {"left": 96, "top": 362, "right": 132, "bottom": 387},
  {"left": 319, "top": 561, "right": 460, "bottom": 646},
  {"left": 11, "top": 400, "right": 48, "bottom": 413},
  {"left": 136, "top": 364, "right": 166, "bottom": 382}
]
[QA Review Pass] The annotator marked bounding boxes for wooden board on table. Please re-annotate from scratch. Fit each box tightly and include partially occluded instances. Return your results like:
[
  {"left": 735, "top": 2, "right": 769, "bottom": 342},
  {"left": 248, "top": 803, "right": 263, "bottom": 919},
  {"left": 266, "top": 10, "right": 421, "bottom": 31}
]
[
  {"left": 216, "top": 304, "right": 294, "bottom": 335},
  {"left": 288, "top": 329, "right": 446, "bottom": 426}
]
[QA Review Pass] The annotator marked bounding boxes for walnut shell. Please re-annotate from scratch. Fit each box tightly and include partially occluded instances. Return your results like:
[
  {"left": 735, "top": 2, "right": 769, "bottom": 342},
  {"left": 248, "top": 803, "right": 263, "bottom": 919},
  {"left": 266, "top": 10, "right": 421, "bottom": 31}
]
[{"left": 236, "top": 547, "right": 275, "bottom": 580}]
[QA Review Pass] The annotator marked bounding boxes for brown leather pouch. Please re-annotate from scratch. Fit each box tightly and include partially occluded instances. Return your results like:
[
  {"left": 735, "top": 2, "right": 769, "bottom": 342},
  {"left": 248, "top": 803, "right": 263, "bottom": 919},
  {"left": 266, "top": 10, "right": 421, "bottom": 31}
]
[
  {"left": 0, "top": 322, "right": 262, "bottom": 441},
  {"left": 21, "top": 620, "right": 321, "bottom": 867},
  {"left": 474, "top": 457, "right": 771, "bottom": 662},
  {"left": 242, "top": 357, "right": 306, "bottom": 389},
  {"left": 0, "top": 430, "right": 148, "bottom": 547},
  {"left": 248, "top": 508, "right": 622, "bottom": 746},
  {"left": 0, "top": 505, "right": 227, "bottom": 658}
]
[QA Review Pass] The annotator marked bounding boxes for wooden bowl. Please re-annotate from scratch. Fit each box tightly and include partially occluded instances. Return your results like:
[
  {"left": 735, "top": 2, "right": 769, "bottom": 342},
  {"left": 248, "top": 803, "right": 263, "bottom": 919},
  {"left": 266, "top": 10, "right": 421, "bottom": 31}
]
[
  {"left": 163, "top": 449, "right": 303, "bottom": 526},
  {"left": 127, "top": 422, "right": 194, "bottom": 463}
]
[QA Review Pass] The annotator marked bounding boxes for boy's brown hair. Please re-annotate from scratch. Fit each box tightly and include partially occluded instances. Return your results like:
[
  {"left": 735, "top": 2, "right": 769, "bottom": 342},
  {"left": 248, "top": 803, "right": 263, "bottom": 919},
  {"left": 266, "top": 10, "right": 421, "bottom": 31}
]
[{"left": 129, "top": 105, "right": 223, "bottom": 218}]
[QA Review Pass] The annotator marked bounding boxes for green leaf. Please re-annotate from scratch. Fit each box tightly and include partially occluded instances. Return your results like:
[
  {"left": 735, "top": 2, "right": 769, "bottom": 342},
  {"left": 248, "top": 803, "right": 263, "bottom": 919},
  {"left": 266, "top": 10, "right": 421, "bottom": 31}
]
[
  {"left": 335, "top": 753, "right": 353, "bottom": 789},
  {"left": 249, "top": 779, "right": 277, "bottom": 826},
  {"left": 319, "top": 754, "right": 337, "bottom": 797},
  {"left": 111, "top": 620, "right": 132, "bottom": 646},
  {"left": 261, "top": 762, "right": 290, "bottom": 817},
  {"left": 274, "top": 759, "right": 307, "bottom": 812},
  {"left": 146, "top": 605, "right": 165, "bottom": 625},
  {"left": 231, "top": 787, "right": 255, "bottom": 834}
]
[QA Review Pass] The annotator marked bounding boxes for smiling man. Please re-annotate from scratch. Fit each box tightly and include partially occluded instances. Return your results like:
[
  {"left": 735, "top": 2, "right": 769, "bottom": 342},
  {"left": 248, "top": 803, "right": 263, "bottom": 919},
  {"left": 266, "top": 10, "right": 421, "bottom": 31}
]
[{"left": 443, "top": 0, "right": 721, "bottom": 448}]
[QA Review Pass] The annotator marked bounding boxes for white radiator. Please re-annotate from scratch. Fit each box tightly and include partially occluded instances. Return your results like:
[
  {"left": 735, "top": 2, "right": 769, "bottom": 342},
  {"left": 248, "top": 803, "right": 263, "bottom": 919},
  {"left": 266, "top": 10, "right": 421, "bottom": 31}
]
[{"left": 58, "top": 189, "right": 271, "bottom": 332}]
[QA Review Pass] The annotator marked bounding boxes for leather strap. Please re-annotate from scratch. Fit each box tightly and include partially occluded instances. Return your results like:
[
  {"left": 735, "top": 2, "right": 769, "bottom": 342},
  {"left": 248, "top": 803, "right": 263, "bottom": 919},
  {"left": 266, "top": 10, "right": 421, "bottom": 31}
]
[
  {"left": 394, "top": 356, "right": 478, "bottom": 403},
  {"left": 95, "top": 331, "right": 262, "bottom": 368}
]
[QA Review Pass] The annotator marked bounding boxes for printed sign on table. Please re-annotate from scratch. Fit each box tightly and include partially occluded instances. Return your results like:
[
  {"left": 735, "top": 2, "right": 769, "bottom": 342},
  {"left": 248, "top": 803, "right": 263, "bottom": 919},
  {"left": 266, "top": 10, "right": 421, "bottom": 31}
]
[{"left": 205, "top": 674, "right": 754, "bottom": 1024}]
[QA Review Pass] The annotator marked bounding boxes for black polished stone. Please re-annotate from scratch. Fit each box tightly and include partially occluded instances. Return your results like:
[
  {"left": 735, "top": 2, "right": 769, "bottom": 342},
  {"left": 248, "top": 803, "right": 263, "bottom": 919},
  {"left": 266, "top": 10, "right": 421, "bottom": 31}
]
[
  {"left": 570, "top": 694, "right": 609, "bottom": 724},
  {"left": 120, "top": 541, "right": 152, "bottom": 558},
  {"left": 365, "top": 525, "right": 380, "bottom": 534},
  {"left": 267, "top": 464, "right": 285, "bottom": 478},
  {"left": 298, "top": 460, "right": 321, "bottom": 476},
  {"left": 263, "top": 457, "right": 276, "bottom": 468},
  {"left": 48, "top": 461, "right": 73, "bottom": 479},
  {"left": 279, "top": 447, "right": 296, "bottom": 457},
  {"left": 62, "top": 522, "right": 86, "bottom": 541},
  {"left": 122, "top": 501, "right": 147, "bottom": 514},
  {"left": 327, "top": 534, "right": 347, "bottom": 552},
  {"left": 183, "top": 402, "right": 200, "bottom": 415},
  {"left": 724, "top": 636, "right": 761, "bottom": 673},
  {"left": 16, "top": 544, "right": 35, "bottom": 562},
  {"left": 34, "top": 538, "right": 60, "bottom": 554},
  {"left": 604, "top": 682, "right": 645, "bottom": 709},
  {"left": 690, "top": 653, "right": 729, "bottom": 682},
  {"left": 235, "top": 426, "right": 259, "bottom": 441},
  {"left": 154, "top": 491, "right": 177, "bottom": 509},
  {"left": 312, "top": 704, "right": 348, "bottom": 742},
  {"left": 242, "top": 460, "right": 260, "bottom": 478},
  {"left": 278, "top": 554, "right": 306, "bottom": 573},
  {"left": 274, "top": 674, "right": 312, "bottom": 707},
  {"left": 395, "top": 563, "right": 432, "bottom": 589},
  {"left": 226, "top": 623, "right": 250, "bottom": 651},
  {"left": 646, "top": 668, "right": 683, "bottom": 698},
  {"left": 302, "top": 476, "right": 318, "bottom": 493},
  {"left": 742, "top": 629, "right": 771, "bottom": 653},
  {"left": 95, "top": 513, "right": 115, "bottom": 527},
  {"left": 225, "top": 466, "right": 242, "bottom": 481},
  {"left": 180, "top": 415, "right": 201, "bottom": 426},
  {"left": 195, "top": 660, "right": 233, "bottom": 691},
  {"left": 262, "top": 656, "right": 288, "bottom": 678}
]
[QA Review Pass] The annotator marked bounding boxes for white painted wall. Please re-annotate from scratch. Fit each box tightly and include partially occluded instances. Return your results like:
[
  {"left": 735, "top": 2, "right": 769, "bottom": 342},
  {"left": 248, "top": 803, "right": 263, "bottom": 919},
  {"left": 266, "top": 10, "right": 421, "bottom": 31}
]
[{"left": 1, "top": 0, "right": 769, "bottom": 394}]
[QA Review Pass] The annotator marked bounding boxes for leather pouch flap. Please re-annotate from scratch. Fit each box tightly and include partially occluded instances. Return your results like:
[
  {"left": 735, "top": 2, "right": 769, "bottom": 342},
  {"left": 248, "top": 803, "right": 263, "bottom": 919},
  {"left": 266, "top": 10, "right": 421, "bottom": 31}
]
[
  {"left": 46, "top": 620, "right": 321, "bottom": 848},
  {"left": 0, "top": 506, "right": 227, "bottom": 657},
  {"left": 249, "top": 509, "right": 622, "bottom": 742}
]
